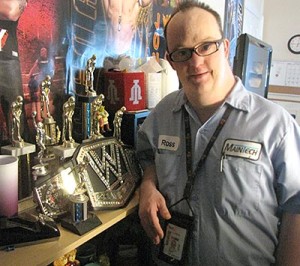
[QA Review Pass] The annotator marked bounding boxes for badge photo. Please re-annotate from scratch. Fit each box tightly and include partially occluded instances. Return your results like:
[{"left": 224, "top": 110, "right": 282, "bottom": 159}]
[{"left": 158, "top": 211, "right": 194, "bottom": 265}]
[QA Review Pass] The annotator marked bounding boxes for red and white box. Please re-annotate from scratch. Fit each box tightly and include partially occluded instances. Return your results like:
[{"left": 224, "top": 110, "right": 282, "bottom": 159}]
[{"left": 103, "top": 72, "right": 146, "bottom": 112}]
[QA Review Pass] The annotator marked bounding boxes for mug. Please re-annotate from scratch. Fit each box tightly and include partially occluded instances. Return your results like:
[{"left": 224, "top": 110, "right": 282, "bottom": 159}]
[{"left": 0, "top": 155, "right": 19, "bottom": 217}]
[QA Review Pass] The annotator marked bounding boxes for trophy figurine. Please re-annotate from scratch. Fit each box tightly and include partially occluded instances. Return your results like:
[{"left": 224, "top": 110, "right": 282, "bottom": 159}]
[
  {"left": 11, "top": 96, "right": 25, "bottom": 148},
  {"left": 62, "top": 96, "right": 76, "bottom": 148},
  {"left": 113, "top": 106, "right": 126, "bottom": 143},
  {"left": 41, "top": 75, "right": 52, "bottom": 119},
  {"left": 53, "top": 96, "right": 79, "bottom": 159},
  {"left": 84, "top": 54, "right": 97, "bottom": 96},
  {"left": 89, "top": 94, "right": 105, "bottom": 140}
]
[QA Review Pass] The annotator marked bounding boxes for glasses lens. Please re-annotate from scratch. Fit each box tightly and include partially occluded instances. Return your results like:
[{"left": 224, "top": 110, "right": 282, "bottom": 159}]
[
  {"left": 171, "top": 49, "right": 192, "bottom": 62},
  {"left": 196, "top": 42, "right": 218, "bottom": 56},
  {"left": 170, "top": 40, "right": 222, "bottom": 62}
]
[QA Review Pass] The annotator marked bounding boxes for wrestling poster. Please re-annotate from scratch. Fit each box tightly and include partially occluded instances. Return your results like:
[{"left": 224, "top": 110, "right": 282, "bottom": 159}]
[
  {"left": 0, "top": 0, "right": 181, "bottom": 198},
  {"left": 17, "top": 0, "right": 181, "bottom": 130}
]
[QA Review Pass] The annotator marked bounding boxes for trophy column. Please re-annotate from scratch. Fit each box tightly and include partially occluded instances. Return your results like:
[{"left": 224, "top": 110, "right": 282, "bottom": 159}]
[
  {"left": 73, "top": 55, "right": 98, "bottom": 143},
  {"left": 73, "top": 94, "right": 97, "bottom": 142}
]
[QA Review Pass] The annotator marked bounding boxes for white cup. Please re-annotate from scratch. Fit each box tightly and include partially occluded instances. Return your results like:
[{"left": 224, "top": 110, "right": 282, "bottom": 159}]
[{"left": 0, "top": 155, "right": 18, "bottom": 217}]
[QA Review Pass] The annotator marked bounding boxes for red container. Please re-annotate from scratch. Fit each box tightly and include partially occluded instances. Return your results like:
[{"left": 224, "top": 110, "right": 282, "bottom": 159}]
[{"left": 103, "top": 72, "right": 146, "bottom": 112}]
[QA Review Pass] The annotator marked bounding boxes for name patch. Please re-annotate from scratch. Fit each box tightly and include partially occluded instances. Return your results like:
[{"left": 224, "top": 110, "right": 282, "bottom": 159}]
[
  {"left": 222, "top": 139, "right": 262, "bottom": 160},
  {"left": 158, "top": 135, "right": 180, "bottom": 151}
]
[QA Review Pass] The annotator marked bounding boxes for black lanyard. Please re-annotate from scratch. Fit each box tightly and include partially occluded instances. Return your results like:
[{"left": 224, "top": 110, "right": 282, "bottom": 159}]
[{"left": 183, "top": 104, "right": 233, "bottom": 199}]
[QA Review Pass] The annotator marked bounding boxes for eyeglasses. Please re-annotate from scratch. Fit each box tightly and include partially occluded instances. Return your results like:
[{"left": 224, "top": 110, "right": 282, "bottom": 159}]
[{"left": 168, "top": 39, "right": 224, "bottom": 62}]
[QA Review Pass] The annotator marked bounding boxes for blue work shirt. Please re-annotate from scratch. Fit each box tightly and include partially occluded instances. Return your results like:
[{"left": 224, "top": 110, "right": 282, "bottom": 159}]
[{"left": 136, "top": 78, "right": 300, "bottom": 265}]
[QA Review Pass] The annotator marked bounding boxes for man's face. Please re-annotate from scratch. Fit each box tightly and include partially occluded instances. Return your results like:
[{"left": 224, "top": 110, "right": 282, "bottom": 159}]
[
  {"left": 40, "top": 48, "right": 48, "bottom": 58},
  {"left": 166, "top": 7, "right": 230, "bottom": 102}
]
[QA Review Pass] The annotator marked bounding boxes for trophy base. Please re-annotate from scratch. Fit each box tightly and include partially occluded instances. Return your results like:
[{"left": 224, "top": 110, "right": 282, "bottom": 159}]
[
  {"left": 32, "top": 163, "right": 49, "bottom": 177},
  {"left": 61, "top": 214, "right": 102, "bottom": 236},
  {"left": 52, "top": 143, "right": 79, "bottom": 159},
  {"left": 1, "top": 142, "right": 36, "bottom": 156},
  {"left": 82, "top": 135, "right": 104, "bottom": 143}
]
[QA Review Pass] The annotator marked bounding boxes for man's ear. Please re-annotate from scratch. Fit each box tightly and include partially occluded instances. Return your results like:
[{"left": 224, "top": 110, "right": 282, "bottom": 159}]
[
  {"left": 166, "top": 53, "right": 176, "bottom": 70},
  {"left": 223, "top": 38, "right": 230, "bottom": 59}
]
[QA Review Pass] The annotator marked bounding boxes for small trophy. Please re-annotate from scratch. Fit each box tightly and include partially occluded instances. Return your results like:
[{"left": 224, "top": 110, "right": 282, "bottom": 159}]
[
  {"left": 40, "top": 75, "right": 61, "bottom": 146},
  {"left": 89, "top": 94, "right": 105, "bottom": 141},
  {"left": 2, "top": 96, "right": 36, "bottom": 155},
  {"left": 61, "top": 158, "right": 101, "bottom": 235},
  {"left": 84, "top": 54, "right": 97, "bottom": 97},
  {"left": 32, "top": 111, "right": 51, "bottom": 176},
  {"left": 1, "top": 96, "right": 36, "bottom": 184},
  {"left": 53, "top": 96, "right": 79, "bottom": 159},
  {"left": 113, "top": 106, "right": 126, "bottom": 143}
]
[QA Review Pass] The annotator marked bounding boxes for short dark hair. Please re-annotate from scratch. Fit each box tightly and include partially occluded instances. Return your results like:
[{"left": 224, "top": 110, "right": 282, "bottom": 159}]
[{"left": 164, "top": 1, "right": 224, "bottom": 52}]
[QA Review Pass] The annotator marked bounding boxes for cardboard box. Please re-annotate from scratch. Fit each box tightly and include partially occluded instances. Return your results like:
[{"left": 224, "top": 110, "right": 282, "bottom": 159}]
[
  {"left": 146, "top": 73, "right": 162, "bottom": 109},
  {"left": 104, "top": 72, "right": 146, "bottom": 112}
]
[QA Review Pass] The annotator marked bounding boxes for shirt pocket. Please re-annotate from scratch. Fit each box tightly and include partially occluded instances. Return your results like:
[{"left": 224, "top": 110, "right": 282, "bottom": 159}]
[
  {"left": 219, "top": 157, "right": 262, "bottom": 216},
  {"left": 155, "top": 148, "right": 184, "bottom": 191}
]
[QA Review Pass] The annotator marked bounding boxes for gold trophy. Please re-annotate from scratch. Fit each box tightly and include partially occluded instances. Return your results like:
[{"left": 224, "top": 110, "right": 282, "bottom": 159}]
[
  {"left": 88, "top": 94, "right": 105, "bottom": 141},
  {"left": 1, "top": 96, "right": 36, "bottom": 184},
  {"left": 31, "top": 111, "right": 51, "bottom": 176},
  {"left": 53, "top": 96, "right": 79, "bottom": 159},
  {"left": 84, "top": 54, "right": 97, "bottom": 97},
  {"left": 73, "top": 55, "right": 99, "bottom": 142},
  {"left": 40, "top": 75, "right": 61, "bottom": 146},
  {"left": 113, "top": 106, "right": 126, "bottom": 143},
  {"left": 60, "top": 157, "right": 101, "bottom": 235}
]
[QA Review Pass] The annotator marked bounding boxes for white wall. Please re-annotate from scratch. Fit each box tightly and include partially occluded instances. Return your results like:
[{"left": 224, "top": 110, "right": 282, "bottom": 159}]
[
  {"left": 243, "top": 0, "right": 264, "bottom": 39},
  {"left": 202, "top": 0, "right": 225, "bottom": 26},
  {"left": 263, "top": 0, "right": 300, "bottom": 61}
]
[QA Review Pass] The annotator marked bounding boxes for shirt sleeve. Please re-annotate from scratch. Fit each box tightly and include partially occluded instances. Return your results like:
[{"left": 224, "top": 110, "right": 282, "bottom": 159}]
[
  {"left": 274, "top": 118, "right": 300, "bottom": 214},
  {"left": 136, "top": 125, "right": 156, "bottom": 170}
]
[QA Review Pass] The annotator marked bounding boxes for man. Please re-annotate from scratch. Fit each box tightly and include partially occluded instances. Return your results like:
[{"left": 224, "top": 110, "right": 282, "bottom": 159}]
[
  {"left": 0, "top": 0, "right": 27, "bottom": 145},
  {"left": 103, "top": 0, "right": 152, "bottom": 57},
  {"left": 137, "top": 1, "right": 300, "bottom": 265}
]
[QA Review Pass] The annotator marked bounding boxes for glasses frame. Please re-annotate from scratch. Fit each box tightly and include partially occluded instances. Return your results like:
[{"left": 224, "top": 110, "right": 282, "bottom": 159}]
[{"left": 169, "top": 39, "right": 224, "bottom": 62}]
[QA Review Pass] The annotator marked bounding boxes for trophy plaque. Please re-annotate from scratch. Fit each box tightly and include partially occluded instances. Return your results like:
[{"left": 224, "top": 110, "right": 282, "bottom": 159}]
[{"left": 73, "top": 94, "right": 97, "bottom": 142}]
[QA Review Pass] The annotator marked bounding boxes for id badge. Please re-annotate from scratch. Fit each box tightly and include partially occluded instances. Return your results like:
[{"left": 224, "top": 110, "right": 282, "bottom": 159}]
[{"left": 158, "top": 211, "right": 194, "bottom": 265}]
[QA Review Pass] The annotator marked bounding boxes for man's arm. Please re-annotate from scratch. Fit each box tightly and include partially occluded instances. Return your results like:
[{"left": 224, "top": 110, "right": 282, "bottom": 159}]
[
  {"left": 138, "top": 164, "right": 171, "bottom": 245},
  {"left": 276, "top": 212, "right": 300, "bottom": 265},
  {"left": 0, "top": 0, "right": 27, "bottom": 21}
]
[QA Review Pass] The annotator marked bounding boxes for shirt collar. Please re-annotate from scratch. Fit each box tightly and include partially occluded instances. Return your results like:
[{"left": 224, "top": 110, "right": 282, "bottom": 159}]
[
  {"left": 172, "top": 77, "right": 251, "bottom": 113},
  {"left": 225, "top": 77, "right": 251, "bottom": 113}
]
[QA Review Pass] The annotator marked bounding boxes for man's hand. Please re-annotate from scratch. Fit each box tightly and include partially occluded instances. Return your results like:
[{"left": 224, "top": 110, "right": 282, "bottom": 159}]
[{"left": 138, "top": 165, "right": 171, "bottom": 245}]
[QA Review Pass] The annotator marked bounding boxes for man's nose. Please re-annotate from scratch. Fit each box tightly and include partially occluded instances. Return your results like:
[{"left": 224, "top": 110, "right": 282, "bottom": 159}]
[{"left": 189, "top": 50, "right": 205, "bottom": 65}]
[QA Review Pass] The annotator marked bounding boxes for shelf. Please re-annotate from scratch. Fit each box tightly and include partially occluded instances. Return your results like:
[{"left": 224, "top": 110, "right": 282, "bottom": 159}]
[{"left": 0, "top": 190, "right": 139, "bottom": 266}]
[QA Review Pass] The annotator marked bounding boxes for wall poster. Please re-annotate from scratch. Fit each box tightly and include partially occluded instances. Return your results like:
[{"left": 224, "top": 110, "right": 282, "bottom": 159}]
[
  {"left": 223, "top": 0, "right": 244, "bottom": 67},
  {"left": 0, "top": 0, "right": 182, "bottom": 199}
]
